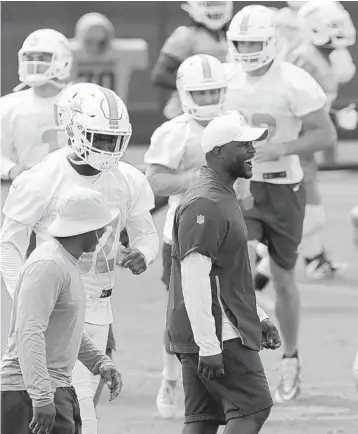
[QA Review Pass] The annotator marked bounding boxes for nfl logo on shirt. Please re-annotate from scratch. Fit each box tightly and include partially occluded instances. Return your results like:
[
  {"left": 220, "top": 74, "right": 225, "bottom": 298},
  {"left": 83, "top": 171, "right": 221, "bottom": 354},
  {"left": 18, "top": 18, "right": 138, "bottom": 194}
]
[{"left": 197, "top": 214, "right": 205, "bottom": 225}]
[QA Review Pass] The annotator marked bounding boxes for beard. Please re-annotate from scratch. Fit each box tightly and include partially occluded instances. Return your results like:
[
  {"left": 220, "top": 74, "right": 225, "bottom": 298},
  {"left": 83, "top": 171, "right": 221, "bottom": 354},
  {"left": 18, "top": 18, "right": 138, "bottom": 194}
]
[{"left": 228, "top": 160, "right": 252, "bottom": 180}]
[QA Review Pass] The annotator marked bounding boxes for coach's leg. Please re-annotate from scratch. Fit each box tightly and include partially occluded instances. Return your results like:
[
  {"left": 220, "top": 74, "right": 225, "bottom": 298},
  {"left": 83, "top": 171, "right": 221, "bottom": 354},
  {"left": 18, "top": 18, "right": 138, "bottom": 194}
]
[
  {"left": 72, "top": 322, "right": 109, "bottom": 434},
  {"left": 183, "top": 421, "right": 219, "bottom": 434},
  {"left": 180, "top": 353, "right": 224, "bottom": 434},
  {"left": 1, "top": 390, "right": 33, "bottom": 434},
  {"left": 224, "top": 408, "right": 271, "bottom": 434}
]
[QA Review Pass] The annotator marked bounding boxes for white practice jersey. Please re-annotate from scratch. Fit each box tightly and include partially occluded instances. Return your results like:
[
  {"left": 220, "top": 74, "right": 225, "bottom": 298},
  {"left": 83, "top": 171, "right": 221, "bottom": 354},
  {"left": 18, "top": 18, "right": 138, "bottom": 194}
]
[
  {"left": 3, "top": 148, "right": 156, "bottom": 324},
  {"left": 224, "top": 61, "right": 327, "bottom": 184},
  {"left": 144, "top": 114, "right": 206, "bottom": 243},
  {"left": 0, "top": 89, "right": 65, "bottom": 179}
]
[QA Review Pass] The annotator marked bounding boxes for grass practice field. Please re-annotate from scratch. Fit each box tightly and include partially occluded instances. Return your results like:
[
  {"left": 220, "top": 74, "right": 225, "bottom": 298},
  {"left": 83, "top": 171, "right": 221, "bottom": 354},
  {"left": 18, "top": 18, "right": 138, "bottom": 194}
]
[{"left": 1, "top": 142, "right": 358, "bottom": 433}]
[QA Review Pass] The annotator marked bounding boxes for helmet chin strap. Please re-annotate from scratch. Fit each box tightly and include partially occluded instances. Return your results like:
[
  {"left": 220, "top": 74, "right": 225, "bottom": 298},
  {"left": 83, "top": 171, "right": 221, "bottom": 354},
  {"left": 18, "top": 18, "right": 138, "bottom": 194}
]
[{"left": 68, "top": 151, "right": 92, "bottom": 167}]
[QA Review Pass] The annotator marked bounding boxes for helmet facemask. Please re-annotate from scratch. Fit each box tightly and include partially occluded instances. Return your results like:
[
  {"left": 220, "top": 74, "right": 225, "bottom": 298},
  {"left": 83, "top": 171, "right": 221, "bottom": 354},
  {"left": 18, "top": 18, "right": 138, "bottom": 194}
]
[
  {"left": 18, "top": 48, "right": 71, "bottom": 88},
  {"left": 182, "top": 1, "right": 233, "bottom": 31},
  {"left": 67, "top": 115, "right": 132, "bottom": 171},
  {"left": 314, "top": 17, "right": 356, "bottom": 49},
  {"left": 299, "top": 2, "right": 356, "bottom": 50},
  {"left": 228, "top": 37, "right": 277, "bottom": 72},
  {"left": 18, "top": 32, "right": 72, "bottom": 88},
  {"left": 184, "top": 87, "right": 226, "bottom": 121}
]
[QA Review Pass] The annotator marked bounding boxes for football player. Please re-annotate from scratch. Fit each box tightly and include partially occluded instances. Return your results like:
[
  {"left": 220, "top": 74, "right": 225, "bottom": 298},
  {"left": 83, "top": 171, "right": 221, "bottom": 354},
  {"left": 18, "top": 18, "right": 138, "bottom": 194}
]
[
  {"left": 145, "top": 54, "right": 228, "bottom": 418},
  {"left": 352, "top": 205, "right": 358, "bottom": 389},
  {"left": 224, "top": 5, "right": 337, "bottom": 402},
  {"left": 255, "top": 0, "right": 357, "bottom": 288},
  {"left": 151, "top": 1, "right": 233, "bottom": 120},
  {"left": 70, "top": 12, "right": 148, "bottom": 105},
  {"left": 0, "top": 83, "right": 159, "bottom": 434},
  {"left": 1, "top": 29, "right": 72, "bottom": 182}
]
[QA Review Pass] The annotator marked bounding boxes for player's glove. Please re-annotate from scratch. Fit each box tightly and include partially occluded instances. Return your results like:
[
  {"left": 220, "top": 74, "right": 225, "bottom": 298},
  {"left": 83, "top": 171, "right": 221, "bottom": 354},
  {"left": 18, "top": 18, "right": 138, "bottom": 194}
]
[
  {"left": 260, "top": 318, "right": 281, "bottom": 350},
  {"left": 198, "top": 353, "right": 225, "bottom": 380}
]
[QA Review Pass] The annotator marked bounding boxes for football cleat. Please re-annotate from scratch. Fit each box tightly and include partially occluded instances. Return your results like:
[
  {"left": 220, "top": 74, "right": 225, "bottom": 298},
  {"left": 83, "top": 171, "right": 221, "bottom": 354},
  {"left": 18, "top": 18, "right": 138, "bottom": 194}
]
[
  {"left": 274, "top": 357, "right": 301, "bottom": 403},
  {"left": 156, "top": 379, "right": 178, "bottom": 419}
]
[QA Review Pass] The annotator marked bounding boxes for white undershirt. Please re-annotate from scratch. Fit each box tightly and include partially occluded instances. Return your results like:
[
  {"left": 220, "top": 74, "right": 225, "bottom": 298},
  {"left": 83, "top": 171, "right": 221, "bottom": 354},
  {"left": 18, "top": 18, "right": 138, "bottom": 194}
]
[{"left": 181, "top": 252, "right": 268, "bottom": 357}]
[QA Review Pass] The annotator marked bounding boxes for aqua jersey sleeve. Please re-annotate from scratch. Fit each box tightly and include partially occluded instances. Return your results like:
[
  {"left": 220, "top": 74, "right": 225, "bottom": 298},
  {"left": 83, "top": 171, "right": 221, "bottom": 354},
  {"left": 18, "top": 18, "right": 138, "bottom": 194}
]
[{"left": 161, "top": 26, "right": 194, "bottom": 61}]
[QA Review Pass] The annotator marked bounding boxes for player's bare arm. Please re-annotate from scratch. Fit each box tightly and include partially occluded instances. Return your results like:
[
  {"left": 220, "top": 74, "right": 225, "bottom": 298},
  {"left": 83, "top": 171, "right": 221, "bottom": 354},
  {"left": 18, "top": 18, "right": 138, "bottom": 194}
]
[
  {"left": 151, "top": 52, "right": 182, "bottom": 90},
  {"left": 255, "top": 108, "right": 337, "bottom": 163},
  {"left": 78, "top": 332, "right": 122, "bottom": 400},
  {"left": 146, "top": 163, "right": 196, "bottom": 196}
]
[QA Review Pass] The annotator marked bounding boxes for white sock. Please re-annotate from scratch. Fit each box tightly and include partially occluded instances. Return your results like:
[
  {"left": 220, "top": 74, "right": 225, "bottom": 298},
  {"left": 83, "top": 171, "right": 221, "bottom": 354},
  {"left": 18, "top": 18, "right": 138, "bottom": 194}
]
[
  {"left": 300, "top": 204, "right": 326, "bottom": 259},
  {"left": 79, "top": 396, "right": 98, "bottom": 434},
  {"left": 162, "top": 345, "right": 181, "bottom": 382}
]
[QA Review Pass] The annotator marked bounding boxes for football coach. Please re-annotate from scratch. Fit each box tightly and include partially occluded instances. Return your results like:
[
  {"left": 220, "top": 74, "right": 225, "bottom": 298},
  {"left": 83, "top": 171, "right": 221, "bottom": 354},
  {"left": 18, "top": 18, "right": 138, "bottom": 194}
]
[{"left": 166, "top": 110, "right": 281, "bottom": 434}]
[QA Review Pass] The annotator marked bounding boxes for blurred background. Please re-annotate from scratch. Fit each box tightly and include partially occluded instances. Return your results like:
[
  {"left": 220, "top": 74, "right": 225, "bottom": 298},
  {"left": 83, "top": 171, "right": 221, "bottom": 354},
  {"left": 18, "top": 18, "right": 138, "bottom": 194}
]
[
  {"left": 1, "top": 4, "right": 358, "bottom": 433},
  {"left": 2, "top": 1, "right": 358, "bottom": 146}
]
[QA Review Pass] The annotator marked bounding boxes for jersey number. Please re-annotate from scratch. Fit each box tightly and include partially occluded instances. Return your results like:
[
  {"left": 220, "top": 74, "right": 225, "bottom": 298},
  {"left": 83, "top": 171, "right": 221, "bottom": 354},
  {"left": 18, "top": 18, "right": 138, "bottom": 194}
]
[
  {"left": 78, "top": 71, "right": 116, "bottom": 90},
  {"left": 251, "top": 113, "right": 277, "bottom": 140}
]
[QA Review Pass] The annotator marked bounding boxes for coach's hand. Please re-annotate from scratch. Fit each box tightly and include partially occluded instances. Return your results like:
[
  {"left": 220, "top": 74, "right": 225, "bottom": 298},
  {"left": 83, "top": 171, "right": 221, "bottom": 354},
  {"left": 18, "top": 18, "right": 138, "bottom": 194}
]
[
  {"left": 198, "top": 353, "right": 225, "bottom": 380},
  {"left": 29, "top": 401, "right": 56, "bottom": 434},
  {"left": 100, "top": 364, "right": 123, "bottom": 401},
  {"left": 120, "top": 247, "right": 147, "bottom": 275},
  {"left": 261, "top": 318, "right": 281, "bottom": 350}
]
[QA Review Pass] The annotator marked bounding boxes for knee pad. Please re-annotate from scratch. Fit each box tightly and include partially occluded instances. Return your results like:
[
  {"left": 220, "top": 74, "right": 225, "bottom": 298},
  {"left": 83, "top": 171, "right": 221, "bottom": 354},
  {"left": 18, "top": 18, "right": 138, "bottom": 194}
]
[{"left": 302, "top": 204, "right": 326, "bottom": 238}]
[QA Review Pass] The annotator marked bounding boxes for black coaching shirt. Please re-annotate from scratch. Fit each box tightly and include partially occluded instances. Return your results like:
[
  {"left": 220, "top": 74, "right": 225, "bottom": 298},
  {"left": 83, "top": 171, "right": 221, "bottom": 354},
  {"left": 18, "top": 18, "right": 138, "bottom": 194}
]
[{"left": 166, "top": 166, "right": 262, "bottom": 354}]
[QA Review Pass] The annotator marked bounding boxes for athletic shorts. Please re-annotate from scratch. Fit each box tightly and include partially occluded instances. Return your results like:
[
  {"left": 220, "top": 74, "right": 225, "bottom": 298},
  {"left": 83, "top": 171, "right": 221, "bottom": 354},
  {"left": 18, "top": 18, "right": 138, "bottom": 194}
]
[
  {"left": 161, "top": 242, "right": 173, "bottom": 289},
  {"left": 1, "top": 387, "right": 81, "bottom": 434},
  {"left": 179, "top": 338, "right": 273, "bottom": 425},
  {"left": 244, "top": 181, "right": 306, "bottom": 270}
]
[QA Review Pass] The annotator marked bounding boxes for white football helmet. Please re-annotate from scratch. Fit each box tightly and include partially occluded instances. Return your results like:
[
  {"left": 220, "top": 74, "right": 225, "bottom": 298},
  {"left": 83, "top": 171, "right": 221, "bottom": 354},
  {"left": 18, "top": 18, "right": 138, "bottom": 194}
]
[
  {"left": 55, "top": 83, "right": 132, "bottom": 171},
  {"left": 176, "top": 54, "right": 227, "bottom": 121},
  {"left": 298, "top": 0, "right": 356, "bottom": 48},
  {"left": 227, "top": 6, "right": 279, "bottom": 71},
  {"left": 276, "top": 7, "right": 305, "bottom": 55},
  {"left": 181, "top": 1, "right": 233, "bottom": 31},
  {"left": 18, "top": 29, "right": 72, "bottom": 88},
  {"left": 287, "top": 1, "right": 307, "bottom": 11}
]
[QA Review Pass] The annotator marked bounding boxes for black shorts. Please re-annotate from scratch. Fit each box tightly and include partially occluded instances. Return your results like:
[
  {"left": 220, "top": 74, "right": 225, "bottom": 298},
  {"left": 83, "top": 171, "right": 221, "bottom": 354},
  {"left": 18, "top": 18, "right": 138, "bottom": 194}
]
[
  {"left": 179, "top": 339, "right": 273, "bottom": 425},
  {"left": 161, "top": 242, "right": 172, "bottom": 289},
  {"left": 1, "top": 386, "right": 81, "bottom": 434},
  {"left": 244, "top": 181, "right": 306, "bottom": 270}
]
